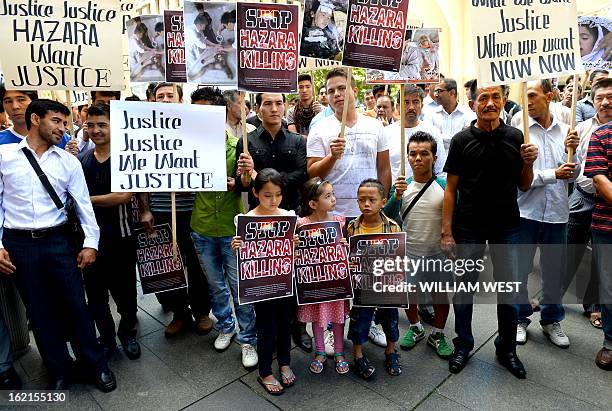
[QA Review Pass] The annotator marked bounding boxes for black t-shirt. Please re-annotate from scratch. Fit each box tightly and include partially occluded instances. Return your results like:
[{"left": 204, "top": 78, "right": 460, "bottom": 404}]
[
  {"left": 78, "top": 149, "right": 133, "bottom": 240},
  {"left": 443, "top": 121, "right": 524, "bottom": 233}
]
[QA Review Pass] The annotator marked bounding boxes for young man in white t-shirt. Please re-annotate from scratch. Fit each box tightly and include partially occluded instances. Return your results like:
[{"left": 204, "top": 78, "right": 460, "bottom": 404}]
[
  {"left": 307, "top": 67, "right": 391, "bottom": 218},
  {"left": 384, "top": 131, "right": 452, "bottom": 359}
]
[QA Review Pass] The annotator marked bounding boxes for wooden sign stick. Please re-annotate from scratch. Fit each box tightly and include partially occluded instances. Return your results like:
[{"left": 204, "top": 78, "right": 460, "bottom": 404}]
[
  {"left": 240, "top": 91, "right": 250, "bottom": 184},
  {"left": 65, "top": 90, "right": 75, "bottom": 140},
  {"left": 567, "top": 73, "right": 579, "bottom": 163},
  {"left": 338, "top": 67, "right": 353, "bottom": 142},
  {"left": 171, "top": 83, "right": 179, "bottom": 260},
  {"left": 521, "top": 82, "right": 529, "bottom": 144},
  {"left": 399, "top": 83, "right": 406, "bottom": 177}
]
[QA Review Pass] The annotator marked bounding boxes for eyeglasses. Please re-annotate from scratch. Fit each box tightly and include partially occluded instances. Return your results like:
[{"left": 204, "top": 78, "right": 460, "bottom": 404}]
[{"left": 433, "top": 89, "right": 448, "bottom": 94}]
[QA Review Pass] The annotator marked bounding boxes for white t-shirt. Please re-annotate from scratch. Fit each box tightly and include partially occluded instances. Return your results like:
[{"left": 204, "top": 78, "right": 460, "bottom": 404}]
[
  {"left": 384, "top": 121, "right": 447, "bottom": 182},
  {"left": 400, "top": 178, "right": 445, "bottom": 256},
  {"left": 307, "top": 114, "right": 388, "bottom": 217}
]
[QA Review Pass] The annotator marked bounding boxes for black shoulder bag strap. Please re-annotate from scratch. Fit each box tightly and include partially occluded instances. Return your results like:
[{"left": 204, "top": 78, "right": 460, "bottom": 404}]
[
  {"left": 401, "top": 176, "right": 436, "bottom": 222},
  {"left": 21, "top": 147, "right": 66, "bottom": 215}
]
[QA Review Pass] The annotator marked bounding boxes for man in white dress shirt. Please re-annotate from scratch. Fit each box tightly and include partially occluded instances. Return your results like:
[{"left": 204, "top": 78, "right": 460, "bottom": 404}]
[
  {"left": 513, "top": 80, "right": 579, "bottom": 348},
  {"left": 424, "top": 78, "right": 475, "bottom": 152},
  {"left": 0, "top": 99, "right": 116, "bottom": 392}
]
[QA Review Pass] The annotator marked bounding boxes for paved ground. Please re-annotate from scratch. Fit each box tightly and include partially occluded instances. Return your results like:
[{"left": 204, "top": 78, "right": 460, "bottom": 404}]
[{"left": 6, "top": 254, "right": 612, "bottom": 410}]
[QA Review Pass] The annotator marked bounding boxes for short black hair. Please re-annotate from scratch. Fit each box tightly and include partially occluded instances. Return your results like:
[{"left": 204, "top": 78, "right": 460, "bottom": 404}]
[
  {"left": 326, "top": 67, "right": 357, "bottom": 88},
  {"left": 245, "top": 100, "right": 252, "bottom": 110},
  {"left": 400, "top": 84, "right": 425, "bottom": 105},
  {"left": 358, "top": 178, "right": 385, "bottom": 198},
  {"left": 253, "top": 168, "right": 284, "bottom": 193},
  {"left": 255, "top": 93, "right": 262, "bottom": 107},
  {"left": 257, "top": 93, "right": 286, "bottom": 104},
  {"left": 86, "top": 103, "right": 111, "bottom": 119},
  {"left": 221, "top": 9, "right": 236, "bottom": 25},
  {"left": 442, "top": 78, "right": 458, "bottom": 95},
  {"left": 25, "top": 99, "right": 70, "bottom": 130},
  {"left": 0, "top": 84, "right": 38, "bottom": 103},
  {"left": 408, "top": 131, "right": 437, "bottom": 157},
  {"left": 154, "top": 82, "right": 183, "bottom": 100},
  {"left": 464, "top": 79, "right": 475, "bottom": 89},
  {"left": 372, "top": 85, "right": 386, "bottom": 96},
  {"left": 146, "top": 82, "right": 159, "bottom": 100},
  {"left": 468, "top": 79, "right": 507, "bottom": 102},
  {"left": 191, "top": 87, "right": 225, "bottom": 105},
  {"left": 125, "top": 95, "right": 141, "bottom": 102},
  {"left": 155, "top": 22, "right": 164, "bottom": 32},
  {"left": 90, "top": 90, "right": 121, "bottom": 102},
  {"left": 590, "top": 69, "right": 609, "bottom": 82},
  {"left": 77, "top": 104, "right": 88, "bottom": 112},
  {"left": 591, "top": 78, "right": 612, "bottom": 99},
  {"left": 298, "top": 74, "right": 313, "bottom": 84}
]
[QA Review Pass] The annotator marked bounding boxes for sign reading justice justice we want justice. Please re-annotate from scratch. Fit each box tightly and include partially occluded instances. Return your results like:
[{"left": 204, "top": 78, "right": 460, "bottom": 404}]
[{"left": 110, "top": 100, "right": 227, "bottom": 192}]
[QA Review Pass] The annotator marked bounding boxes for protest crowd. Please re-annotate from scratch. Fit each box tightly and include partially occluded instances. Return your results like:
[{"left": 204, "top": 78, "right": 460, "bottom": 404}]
[{"left": 0, "top": 0, "right": 611, "bottom": 404}]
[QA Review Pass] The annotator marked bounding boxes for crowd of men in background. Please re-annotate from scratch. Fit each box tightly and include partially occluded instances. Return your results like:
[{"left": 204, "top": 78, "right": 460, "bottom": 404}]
[{"left": 0, "top": 66, "right": 610, "bottom": 393}]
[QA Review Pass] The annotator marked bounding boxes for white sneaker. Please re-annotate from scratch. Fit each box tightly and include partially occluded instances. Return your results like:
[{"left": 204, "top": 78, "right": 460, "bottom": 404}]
[
  {"left": 214, "top": 331, "right": 235, "bottom": 351},
  {"left": 516, "top": 323, "right": 528, "bottom": 345},
  {"left": 368, "top": 323, "right": 386, "bottom": 347},
  {"left": 324, "top": 329, "right": 334, "bottom": 356},
  {"left": 541, "top": 322, "right": 570, "bottom": 348},
  {"left": 241, "top": 344, "right": 258, "bottom": 368}
]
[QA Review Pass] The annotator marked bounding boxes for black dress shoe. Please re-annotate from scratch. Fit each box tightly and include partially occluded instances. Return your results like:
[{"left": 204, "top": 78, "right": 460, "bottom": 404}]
[
  {"left": 0, "top": 366, "right": 22, "bottom": 390},
  {"left": 497, "top": 351, "right": 526, "bottom": 379},
  {"left": 46, "top": 377, "right": 70, "bottom": 390},
  {"left": 449, "top": 351, "right": 470, "bottom": 374},
  {"left": 121, "top": 337, "right": 141, "bottom": 360},
  {"left": 95, "top": 368, "right": 117, "bottom": 393},
  {"left": 292, "top": 323, "right": 312, "bottom": 353}
]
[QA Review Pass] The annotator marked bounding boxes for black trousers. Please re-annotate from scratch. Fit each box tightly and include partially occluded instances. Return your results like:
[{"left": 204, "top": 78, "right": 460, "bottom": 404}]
[
  {"left": 254, "top": 297, "right": 292, "bottom": 378},
  {"left": 153, "top": 211, "right": 210, "bottom": 319},
  {"left": 3, "top": 229, "right": 106, "bottom": 380},
  {"left": 83, "top": 235, "right": 137, "bottom": 345}
]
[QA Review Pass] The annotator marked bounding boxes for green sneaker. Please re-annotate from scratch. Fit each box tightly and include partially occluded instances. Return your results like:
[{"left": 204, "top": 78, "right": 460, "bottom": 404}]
[
  {"left": 427, "top": 332, "right": 454, "bottom": 359},
  {"left": 399, "top": 325, "right": 425, "bottom": 350}
]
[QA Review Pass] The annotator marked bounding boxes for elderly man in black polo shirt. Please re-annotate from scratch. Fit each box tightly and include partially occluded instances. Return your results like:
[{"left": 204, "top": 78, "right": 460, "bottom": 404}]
[
  {"left": 441, "top": 81, "right": 538, "bottom": 379},
  {"left": 235, "top": 92, "right": 310, "bottom": 350}
]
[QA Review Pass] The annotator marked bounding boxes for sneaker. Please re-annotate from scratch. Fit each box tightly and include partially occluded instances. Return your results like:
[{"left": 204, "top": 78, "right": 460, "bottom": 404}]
[
  {"left": 368, "top": 323, "right": 386, "bottom": 347},
  {"left": 241, "top": 344, "right": 258, "bottom": 368},
  {"left": 399, "top": 325, "right": 425, "bottom": 350},
  {"left": 516, "top": 323, "right": 528, "bottom": 345},
  {"left": 541, "top": 322, "right": 570, "bottom": 348},
  {"left": 214, "top": 331, "right": 236, "bottom": 351},
  {"left": 427, "top": 332, "right": 453, "bottom": 359},
  {"left": 324, "top": 329, "right": 335, "bottom": 357}
]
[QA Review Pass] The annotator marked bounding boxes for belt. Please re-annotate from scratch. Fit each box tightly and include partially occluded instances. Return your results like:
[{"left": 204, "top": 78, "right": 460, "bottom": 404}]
[{"left": 4, "top": 224, "right": 69, "bottom": 239}]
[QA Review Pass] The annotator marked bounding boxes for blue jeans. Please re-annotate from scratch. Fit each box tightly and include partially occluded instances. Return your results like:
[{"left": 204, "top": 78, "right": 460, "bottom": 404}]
[
  {"left": 348, "top": 307, "right": 399, "bottom": 345},
  {"left": 517, "top": 218, "right": 566, "bottom": 326},
  {"left": 191, "top": 233, "right": 256, "bottom": 345},
  {"left": 592, "top": 231, "right": 612, "bottom": 350},
  {"left": 452, "top": 227, "right": 520, "bottom": 354}
]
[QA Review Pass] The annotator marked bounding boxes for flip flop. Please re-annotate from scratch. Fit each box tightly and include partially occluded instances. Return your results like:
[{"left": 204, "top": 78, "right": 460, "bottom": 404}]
[
  {"left": 257, "top": 376, "right": 284, "bottom": 396},
  {"left": 590, "top": 315, "right": 603, "bottom": 329},
  {"left": 279, "top": 367, "right": 296, "bottom": 388}
]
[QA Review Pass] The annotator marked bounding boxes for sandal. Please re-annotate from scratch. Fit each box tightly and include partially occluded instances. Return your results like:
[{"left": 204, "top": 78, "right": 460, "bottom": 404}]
[
  {"left": 257, "top": 376, "right": 284, "bottom": 396},
  {"left": 279, "top": 366, "right": 296, "bottom": 388},
  {"left": 334, "top": 352, "right": 350, "bottom": 375},
  {"left": 309, "top": 352, "right": 326, "bottom": 374},
  {"left": 385, "top": 351, "right": 402, "bottom": 376},
  {"left": 590, "top": 314, "right": 603, "bottom": 329},
  {"left": 354, "top": 355, "right": 375, "bottom": 380}
]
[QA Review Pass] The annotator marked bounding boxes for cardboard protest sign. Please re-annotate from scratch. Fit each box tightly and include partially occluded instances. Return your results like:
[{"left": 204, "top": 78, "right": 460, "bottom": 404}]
[
  {"left": 342, "top": 0, "right": 409, "bottom": 71},
  {"left": 184, "top": 1, "right": 237, "bottom": 86},
  {"left": 578, "top": 16, "right": 611, "bottom": 70},
  {"left": 135, "top": 224, "right": 188, "bottom": 295},
  {"left": 366, "top": 28, "right": 440, "bottom": 84},
  {"left": 300, "top": 0, "right": 348, "bottom": 62},
  {"left": 110, "top": 100, "right": 227, "bottom": 192},
  {"left": 295, "top": 221, "right": 353, "bottom": 305},
  {"left": 470, "top": 0, "right": 583, "bottom": 86},
  {"left": 349, "top": 232, "right": 407, "bottom": 308},
  {"left": 0, "top": 0, "right": 125, "bottom": 90},
  {"left": 237, "top": 2, "right": 299, "bottom": 93},
  {"left": 127, "top": 15, "right": 166, "bottom": 83},
  {"left": 164, "top": 10, "right": 187, "bottom": 83},
  {"left": 236, "top": 215, "right": 297, "bottom": 305},
  {"left": 121, "top": 0, "right": 135, "bottom": 86},
  {"left": 298, "top": 57, "right": 341, "bottom": 71}
]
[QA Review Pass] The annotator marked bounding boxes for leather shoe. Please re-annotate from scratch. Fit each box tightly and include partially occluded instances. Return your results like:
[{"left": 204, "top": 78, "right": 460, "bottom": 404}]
[
  {"left": 595, "top": 347, "right": 612, "bottom": 370},
  {"left": 0, "top": 366, "right": 22, "bottom": 390},
  {"left": 195, "top": 315, "right": 214, "bottom": 335},
  {"left": 449, "top": 350, "right": 469, "bottom": 374},
  {"left": 497, "top": 351, "right": 526, "bottom": 379},
  {"left": 46, "top": 377, "right": 70, "bottom": 390},
  {"left": 292, "top": 323, "right": 312, "bottom": 353},
  {"left": 95, "top": 368, "right": 117, "bottom": 393},
  {"left": 164, "top": 316, "right": 192, "bottom": 338},
  {"left": 121, "top": 337, "right": 141, "bottom": 360}
]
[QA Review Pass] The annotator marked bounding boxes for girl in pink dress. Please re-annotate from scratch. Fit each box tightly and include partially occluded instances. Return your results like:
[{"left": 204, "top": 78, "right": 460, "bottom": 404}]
[{"left": 297, "top": 177, "right": 350, "bottom": 375}]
